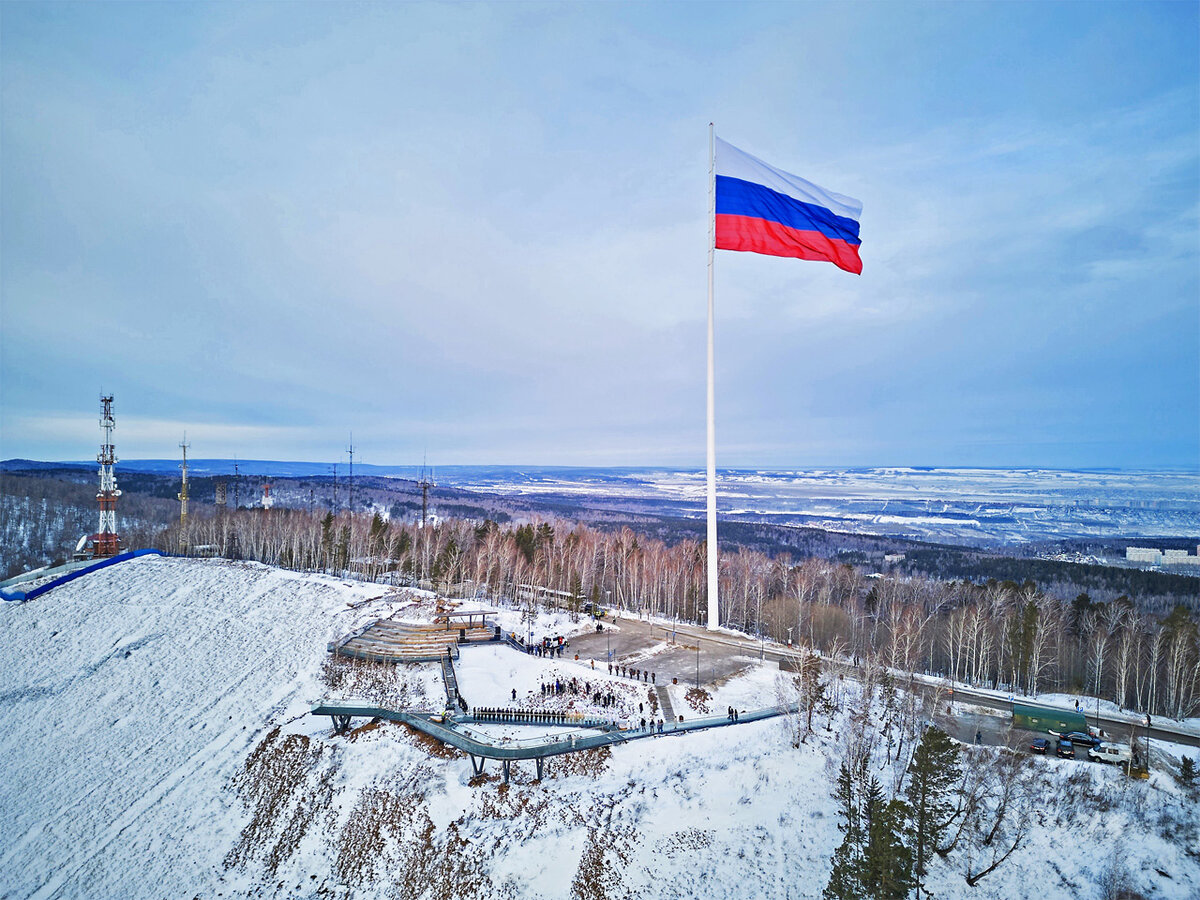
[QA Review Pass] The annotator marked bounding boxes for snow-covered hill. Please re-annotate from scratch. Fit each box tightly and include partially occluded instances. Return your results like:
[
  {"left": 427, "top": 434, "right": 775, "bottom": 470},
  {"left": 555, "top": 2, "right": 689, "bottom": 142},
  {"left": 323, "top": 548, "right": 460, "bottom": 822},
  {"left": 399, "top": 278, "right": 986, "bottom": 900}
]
[{"left": 1, "top": 558, "right": 1196, "bottom": 899}]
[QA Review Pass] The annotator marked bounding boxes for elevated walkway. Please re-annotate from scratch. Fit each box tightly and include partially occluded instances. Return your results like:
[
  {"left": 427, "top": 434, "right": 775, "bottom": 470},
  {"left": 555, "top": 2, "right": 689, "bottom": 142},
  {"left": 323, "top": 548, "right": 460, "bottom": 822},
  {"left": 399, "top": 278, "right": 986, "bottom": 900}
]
[{"left": 311, "top": 698, "right": 795, "bottom": 783}]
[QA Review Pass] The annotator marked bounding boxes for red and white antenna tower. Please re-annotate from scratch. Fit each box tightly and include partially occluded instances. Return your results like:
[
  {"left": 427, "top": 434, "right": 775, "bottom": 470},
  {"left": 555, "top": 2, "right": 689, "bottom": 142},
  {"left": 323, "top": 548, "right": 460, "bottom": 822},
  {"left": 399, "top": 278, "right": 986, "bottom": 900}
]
[{"left": 95, "top": 394, "right": 121, "bottom": 557}]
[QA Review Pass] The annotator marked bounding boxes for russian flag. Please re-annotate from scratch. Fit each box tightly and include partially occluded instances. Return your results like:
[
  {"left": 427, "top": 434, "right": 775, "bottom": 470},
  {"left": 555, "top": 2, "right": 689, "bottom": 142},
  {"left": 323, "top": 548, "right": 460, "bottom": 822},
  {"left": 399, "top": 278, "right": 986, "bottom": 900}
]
[{"left": 715, "top": 137, "right": 863, "bottom": 275}]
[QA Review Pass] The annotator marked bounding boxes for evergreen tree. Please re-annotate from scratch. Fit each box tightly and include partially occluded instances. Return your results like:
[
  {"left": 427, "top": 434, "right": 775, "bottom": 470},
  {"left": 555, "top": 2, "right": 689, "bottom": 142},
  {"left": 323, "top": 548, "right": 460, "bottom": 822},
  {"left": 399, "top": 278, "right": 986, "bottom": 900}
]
[
  {"left": 824, "top": 759, "right": 869, "bottom": 900},
  {"left": 320, "top": 511, "right": 335, "bottom": 570},
  {"left": 904, "top": 726, "right": 961, "bottom": 899},
  {"left": 336, "top": 522, "right": 350, "bottom": 571},
  {"left": 1177, "top": 756, "right": 1197, "bottom": 792},
  {"left": 826, "top": 758, "right": 915, "bottom": 900},
  {"left": 513, "top": 524, "right": 536, "bottom": 563},
  {"left": 864, "top": 786, "right": 915, "bottom": 900},
  {"left": 368, "top": 512, "right": 387, "bottom": 558}
]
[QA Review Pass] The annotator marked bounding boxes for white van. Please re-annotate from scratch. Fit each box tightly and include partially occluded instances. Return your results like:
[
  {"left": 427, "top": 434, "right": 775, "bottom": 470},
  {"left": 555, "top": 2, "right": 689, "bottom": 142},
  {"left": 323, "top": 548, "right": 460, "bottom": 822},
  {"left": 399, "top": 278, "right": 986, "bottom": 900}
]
[{"left": 1088, "top": 742, "right": 1132, "bottom": 764}]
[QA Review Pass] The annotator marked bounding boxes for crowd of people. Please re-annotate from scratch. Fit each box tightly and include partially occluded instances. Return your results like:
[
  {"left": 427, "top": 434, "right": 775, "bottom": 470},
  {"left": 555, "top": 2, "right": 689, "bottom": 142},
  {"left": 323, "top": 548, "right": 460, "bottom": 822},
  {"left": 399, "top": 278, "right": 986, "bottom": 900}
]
[
  {"left": 472, "top": 707, "right": 595, "bottom": 725},
  {"left": 539, "top": 677, "right": 622, "bottom": 710}
]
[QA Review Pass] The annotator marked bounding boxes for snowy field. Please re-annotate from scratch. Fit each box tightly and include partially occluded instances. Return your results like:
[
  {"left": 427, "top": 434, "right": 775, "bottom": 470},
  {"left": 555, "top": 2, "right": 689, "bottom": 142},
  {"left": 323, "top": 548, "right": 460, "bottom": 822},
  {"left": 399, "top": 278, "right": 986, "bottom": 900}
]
[
  {"left": 1, "top": 557, "right": 1196, "bottom": 899},
  {"left": 441, "top": 466, "right": 1200, "bottom": 546}
]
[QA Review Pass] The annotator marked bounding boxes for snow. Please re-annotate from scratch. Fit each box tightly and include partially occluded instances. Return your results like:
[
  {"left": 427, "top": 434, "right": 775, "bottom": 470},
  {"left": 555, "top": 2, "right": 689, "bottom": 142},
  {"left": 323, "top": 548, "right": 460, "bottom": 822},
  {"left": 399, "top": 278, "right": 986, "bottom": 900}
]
[
  {"left": 898, "top": 670, "right": 1200, "bottom": 738},
  {"left": 455, "top": 644, "right": 658, "bottom": 726},
  {"left": 1, "top": 557, "right": 1196, "bottom": 899}
]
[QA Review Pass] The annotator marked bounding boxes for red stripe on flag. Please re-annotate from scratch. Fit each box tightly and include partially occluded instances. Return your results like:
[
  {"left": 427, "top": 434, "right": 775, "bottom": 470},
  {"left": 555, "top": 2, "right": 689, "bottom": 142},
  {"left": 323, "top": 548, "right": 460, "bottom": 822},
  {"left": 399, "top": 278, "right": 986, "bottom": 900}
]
[{"left": 715, "top": 214, "right": 863, "bottom": 275}]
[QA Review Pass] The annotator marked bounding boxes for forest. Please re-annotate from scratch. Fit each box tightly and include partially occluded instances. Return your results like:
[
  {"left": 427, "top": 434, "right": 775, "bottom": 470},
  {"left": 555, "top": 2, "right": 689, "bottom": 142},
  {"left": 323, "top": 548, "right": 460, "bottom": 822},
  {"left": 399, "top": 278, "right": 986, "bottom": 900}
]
[
  {"left": 3, "top": 464, "right": 1197, "bottom": 722},
  {"left": 161, "top": 501, "right": 1200, "bottom": 723}
]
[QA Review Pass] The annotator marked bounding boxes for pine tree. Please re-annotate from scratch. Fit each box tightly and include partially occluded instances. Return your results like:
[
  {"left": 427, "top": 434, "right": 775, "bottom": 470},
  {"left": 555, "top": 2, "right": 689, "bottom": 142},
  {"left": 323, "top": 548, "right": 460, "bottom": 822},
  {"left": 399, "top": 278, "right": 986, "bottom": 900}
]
[
  {"left": 905, "top": 725, "right": 962, "bottom": 899},
  {"left": 320, "top": 511, "right": 335, "bottom": 570},
  {"left": 336, "top": 522, "right": 350, "bottom": 571},
  {"left": 1177, "top": 755, "right": 1197, "bottom": 791},
  {"left": 826, "top": 759, "right": 915, "bottom": 900},
  {"left": 864, "top": 787, "right": 915, "bottom": 900},
  {"left": 824, "top": 759, "right": 869, "bottom": 900}
]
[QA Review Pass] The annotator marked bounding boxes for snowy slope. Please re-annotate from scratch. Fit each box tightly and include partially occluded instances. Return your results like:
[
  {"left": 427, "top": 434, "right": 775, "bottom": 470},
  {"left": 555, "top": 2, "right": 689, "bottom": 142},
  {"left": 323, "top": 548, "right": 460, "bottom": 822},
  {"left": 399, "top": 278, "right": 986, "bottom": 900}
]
[
  {"left": 1, "top": 558, "right": 1196, "bottom": 900},
  {"left": 0, "top": 557, "right": 397, "bottom": 899}
]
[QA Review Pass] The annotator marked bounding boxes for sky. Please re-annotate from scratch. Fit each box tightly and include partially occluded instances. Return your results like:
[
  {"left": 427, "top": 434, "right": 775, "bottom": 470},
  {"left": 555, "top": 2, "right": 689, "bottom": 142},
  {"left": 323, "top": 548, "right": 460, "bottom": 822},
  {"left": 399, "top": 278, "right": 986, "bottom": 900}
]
[{"left": 2, "top": 1, "right": 1197, "bottom": 470}]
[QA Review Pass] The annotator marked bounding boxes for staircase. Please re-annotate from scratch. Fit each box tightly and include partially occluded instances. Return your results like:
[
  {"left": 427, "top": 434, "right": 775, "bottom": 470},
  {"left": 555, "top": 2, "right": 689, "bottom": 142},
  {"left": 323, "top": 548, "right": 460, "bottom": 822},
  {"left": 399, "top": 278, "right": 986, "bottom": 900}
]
[
  {"left": 655, "top": 685, "right": 676, "bottom": 723},
  {"left": 441, "top": 650, "right": 460, "bottom": 710}
]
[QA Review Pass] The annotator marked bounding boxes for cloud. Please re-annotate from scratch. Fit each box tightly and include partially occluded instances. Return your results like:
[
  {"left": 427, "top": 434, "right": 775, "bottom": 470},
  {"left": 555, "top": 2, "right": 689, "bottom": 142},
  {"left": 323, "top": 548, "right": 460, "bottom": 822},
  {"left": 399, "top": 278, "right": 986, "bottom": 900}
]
[{"left": 1, "top": 3, "right": 1196, "bottom": 468}]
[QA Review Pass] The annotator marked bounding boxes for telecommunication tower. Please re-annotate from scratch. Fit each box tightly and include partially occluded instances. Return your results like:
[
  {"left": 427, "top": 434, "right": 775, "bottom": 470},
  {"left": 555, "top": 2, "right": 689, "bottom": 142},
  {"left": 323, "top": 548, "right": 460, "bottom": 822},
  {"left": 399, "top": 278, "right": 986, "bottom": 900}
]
[
  {"left": 419, "top": 455, "right": 435, "bottom": 529},
  {"left": 346, "top": 433, "right": 355, "bottom": 512},
  {"left": 178, "top": 435, "right": 190, "bottom": 552},
  {"left": 94, "top": 395, "right": 121, "bottom": 558}
]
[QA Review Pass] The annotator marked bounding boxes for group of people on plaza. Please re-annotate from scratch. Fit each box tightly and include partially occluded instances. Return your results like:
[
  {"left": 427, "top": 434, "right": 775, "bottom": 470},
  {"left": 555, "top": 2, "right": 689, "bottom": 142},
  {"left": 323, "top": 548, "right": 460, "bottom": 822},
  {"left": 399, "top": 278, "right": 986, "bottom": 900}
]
[
  {"left": 472, "top": 707, "right": 586, "bottom": 725},
  {"left": 532, "top": 636, "right": 567, "bottom": 658},
  {"left": 480, "top": 620, "right": 751, "bottom": 736},
  {"left": 607, "top": 662, "right": 655, "bottom": 684}
]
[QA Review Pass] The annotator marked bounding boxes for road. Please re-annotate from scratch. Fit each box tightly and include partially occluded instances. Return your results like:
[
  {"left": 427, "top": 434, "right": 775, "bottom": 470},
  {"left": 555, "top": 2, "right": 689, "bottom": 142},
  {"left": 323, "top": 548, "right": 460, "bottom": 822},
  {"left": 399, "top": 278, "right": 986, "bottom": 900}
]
[{"left": 567, "top": 612, "right": 1199, "bottom": 749}]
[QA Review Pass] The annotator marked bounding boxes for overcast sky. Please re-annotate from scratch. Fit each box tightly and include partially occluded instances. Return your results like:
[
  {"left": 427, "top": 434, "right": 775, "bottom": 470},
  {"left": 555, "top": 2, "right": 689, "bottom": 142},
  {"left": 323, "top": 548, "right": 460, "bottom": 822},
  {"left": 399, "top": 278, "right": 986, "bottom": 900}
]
[{"left": 2, "top": 2, "right": 1197, "bottom": 469}]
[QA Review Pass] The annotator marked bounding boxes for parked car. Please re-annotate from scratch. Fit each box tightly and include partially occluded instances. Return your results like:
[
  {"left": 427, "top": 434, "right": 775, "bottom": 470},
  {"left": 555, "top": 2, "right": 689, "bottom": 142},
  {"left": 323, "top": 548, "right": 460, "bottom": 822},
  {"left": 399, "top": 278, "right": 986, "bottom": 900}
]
[
  {"left": 1088, "top": 742, "right": 1133, "bottom": 765},
  {"left": 1056, "top": 739, "right": 1076, "bottom": 759},
  {"left": 1030, "top": 737, "right": 1049, "bottom": 754},
  {"left": 1064, "top": 731, "right": 1102, "bottom": 749}
]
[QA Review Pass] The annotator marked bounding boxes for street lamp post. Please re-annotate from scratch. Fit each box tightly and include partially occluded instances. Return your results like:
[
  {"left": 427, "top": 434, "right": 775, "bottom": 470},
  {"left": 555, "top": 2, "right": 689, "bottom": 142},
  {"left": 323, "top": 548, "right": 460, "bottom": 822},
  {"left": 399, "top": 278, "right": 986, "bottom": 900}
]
[{"left": 696, "top": 645, "right": 700, "bottom": 689}]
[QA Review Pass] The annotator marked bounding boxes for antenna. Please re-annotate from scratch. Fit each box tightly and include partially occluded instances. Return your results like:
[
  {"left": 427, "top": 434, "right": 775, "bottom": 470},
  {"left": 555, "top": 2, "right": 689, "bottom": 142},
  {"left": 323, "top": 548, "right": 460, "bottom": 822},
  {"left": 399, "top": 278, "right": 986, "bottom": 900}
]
[
  {"left": 95, "top": 394, "right": 121, "bottom": 557},
  {"left": 178, "top": 434, "right": 190, "bottom": 553},
  {"left": 233, "top": 457, "right": 240, "bottom": 509},
  {"left": 347, "top": 432, "right": 355, "bottom": 512},
  {"left": 419, "top": 450, "right": 434, "bottom": 529}
]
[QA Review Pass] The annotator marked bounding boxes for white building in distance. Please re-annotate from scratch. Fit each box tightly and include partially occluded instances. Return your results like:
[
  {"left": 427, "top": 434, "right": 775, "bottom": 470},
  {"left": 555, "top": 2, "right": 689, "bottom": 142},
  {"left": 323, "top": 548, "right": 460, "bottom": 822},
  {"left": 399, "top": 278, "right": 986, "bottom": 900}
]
[{"left": 1126, "top": 546, "right": 1200, "bottom": 566}]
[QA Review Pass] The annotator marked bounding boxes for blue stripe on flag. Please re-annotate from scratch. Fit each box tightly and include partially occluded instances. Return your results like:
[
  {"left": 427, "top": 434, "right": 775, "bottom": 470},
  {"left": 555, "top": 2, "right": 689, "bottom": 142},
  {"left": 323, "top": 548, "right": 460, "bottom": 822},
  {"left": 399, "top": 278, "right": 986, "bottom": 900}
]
[{"left": 715, "top": 176, "right": 861, "bottom": 246}]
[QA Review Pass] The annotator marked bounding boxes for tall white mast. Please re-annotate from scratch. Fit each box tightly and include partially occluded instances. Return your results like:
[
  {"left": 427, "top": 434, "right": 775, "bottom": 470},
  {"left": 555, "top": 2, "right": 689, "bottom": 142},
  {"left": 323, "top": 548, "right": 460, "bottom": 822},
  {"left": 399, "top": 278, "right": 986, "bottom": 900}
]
[{"left": 706, "top": 123, "right": 719, "bottom": 630}]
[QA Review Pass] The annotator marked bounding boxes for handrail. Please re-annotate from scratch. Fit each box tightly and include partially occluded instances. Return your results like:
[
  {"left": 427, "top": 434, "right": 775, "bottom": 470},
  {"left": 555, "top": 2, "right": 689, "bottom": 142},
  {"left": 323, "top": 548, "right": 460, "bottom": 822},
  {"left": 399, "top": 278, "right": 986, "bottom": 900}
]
[
  {"left": 310, "top": 699, "right": 796, "bottom": 761},
  {"left": 1, "top": 549, "right": 166, "bottom": 602}
]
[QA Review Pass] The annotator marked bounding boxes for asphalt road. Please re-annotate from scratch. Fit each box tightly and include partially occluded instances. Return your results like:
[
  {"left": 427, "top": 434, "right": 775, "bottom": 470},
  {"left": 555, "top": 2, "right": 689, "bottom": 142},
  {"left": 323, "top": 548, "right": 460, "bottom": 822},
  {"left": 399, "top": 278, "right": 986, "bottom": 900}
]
[{"left": 567, "top": 612, "right": 1199, "bottom": 750}]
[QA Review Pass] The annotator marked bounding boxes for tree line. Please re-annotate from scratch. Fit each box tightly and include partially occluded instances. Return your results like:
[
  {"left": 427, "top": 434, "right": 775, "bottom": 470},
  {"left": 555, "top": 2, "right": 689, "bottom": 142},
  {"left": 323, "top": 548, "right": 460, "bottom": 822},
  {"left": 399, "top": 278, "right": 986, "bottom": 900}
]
[{"left": 162, "top": 506, "right": 1200, "bottom": 721}]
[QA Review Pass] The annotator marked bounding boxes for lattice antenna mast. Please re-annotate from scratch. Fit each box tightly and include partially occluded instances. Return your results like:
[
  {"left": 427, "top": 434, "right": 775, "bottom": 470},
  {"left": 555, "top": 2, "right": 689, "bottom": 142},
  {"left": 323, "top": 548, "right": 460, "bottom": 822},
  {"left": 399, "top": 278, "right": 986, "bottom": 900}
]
[
  {"left": 347, "top": 433, "right": 355, "bottom": 512},
  {"left": 178, "top": 434, "right": 190, "bottom": 552},
  {"left": 419, "top": 451, "right": 434, "bottom": 529},
  {"left": 95, "top": 394, "right": 121, "bottom": 557},
  {"left": 233, "top": 458, "right": 240, "bottom": 509}
]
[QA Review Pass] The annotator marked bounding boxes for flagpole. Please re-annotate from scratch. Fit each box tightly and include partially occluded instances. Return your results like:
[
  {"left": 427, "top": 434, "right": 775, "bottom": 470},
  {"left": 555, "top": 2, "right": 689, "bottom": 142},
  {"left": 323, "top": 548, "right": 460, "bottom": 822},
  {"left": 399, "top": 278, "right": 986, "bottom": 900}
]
[{"left": 706, "top": 122, "right": 719, "bottom": 631}]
